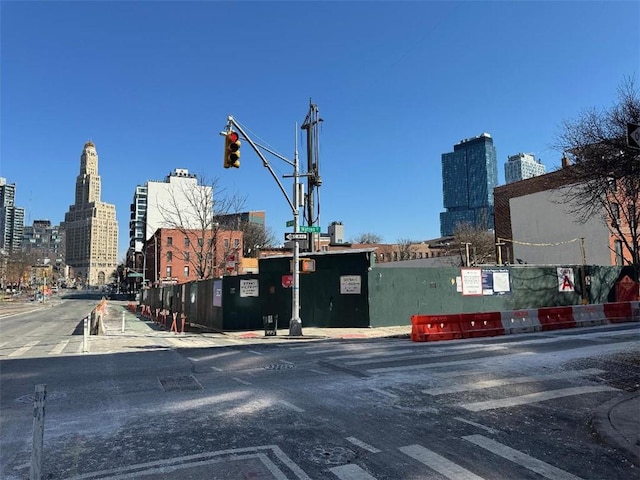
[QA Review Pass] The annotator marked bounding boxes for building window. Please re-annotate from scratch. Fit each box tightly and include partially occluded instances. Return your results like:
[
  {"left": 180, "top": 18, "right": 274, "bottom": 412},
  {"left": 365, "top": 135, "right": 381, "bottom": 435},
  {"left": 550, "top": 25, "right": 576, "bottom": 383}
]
[
  {"left": 166, "top": 251, "right": 172, "bottom": 262},
  {"left": 198, "top": 238, "right": 204, "bottom": 247},
  {"left": 166, "top": 266, "right": 172, "bottom": 277},
  {"left": 224, "top": 239, "right": 229, "bottom": 248},
  {"left": 167, "top": 236, "right": 173, "bottom": 246},
  {"left": 184, "top": 266, "right": 189, "bottom": 277},
  {"left": 234, "top": 239, "right": 240, "bottom": 248},
  {"left": 184, "top": 237, "right": 190, "bottom": 247},
  {"left": 183, "top": 252, "right": 190, "bottom": 261}
]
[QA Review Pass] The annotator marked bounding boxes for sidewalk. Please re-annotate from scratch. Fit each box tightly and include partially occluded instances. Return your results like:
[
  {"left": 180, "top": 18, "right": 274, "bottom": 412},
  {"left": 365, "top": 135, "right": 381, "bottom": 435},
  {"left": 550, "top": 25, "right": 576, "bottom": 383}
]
[{"left": 592, "top": 393, "right": 640, "bottom": 466}]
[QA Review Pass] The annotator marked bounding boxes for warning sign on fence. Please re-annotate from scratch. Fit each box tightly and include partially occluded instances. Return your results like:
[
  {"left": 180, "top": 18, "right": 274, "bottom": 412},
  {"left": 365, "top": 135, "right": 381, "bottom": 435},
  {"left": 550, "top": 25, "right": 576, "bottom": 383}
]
[{"left": 557, "top": 267, "right": 575, "bottom": 292}]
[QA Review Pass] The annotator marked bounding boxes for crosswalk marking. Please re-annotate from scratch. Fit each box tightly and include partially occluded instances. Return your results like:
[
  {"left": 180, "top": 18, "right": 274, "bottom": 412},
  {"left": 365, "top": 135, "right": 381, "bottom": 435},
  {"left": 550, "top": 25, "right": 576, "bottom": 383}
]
[
  {"left": 327, "top": 349, "right": 416, "bottom": 361},
  {"left": 463, "top": 434, "right": 584, "bottom": 480},
  {"left": 367, "top": 352, "right": 532, "bottom": 374},
  {"left": 458, "top": 385, "right": 619, "bottom": 412},
  {"left": 345, "top": 346, "right": 507, "bottom": 366},
  {"left": 345, "top": 437, "right": 381, "bottom": 453},
  {"left": 330, "top": 463, "right": 377, "bottom": 479},
  {"left": 7, "top": 340, "right": 40, "bottom": 357},
  {"left": 423, "top": 369, "right": 606, "bottom": 395},
  {"left": 399, "top": 444, "right": 485, "bottom": 480},
  {"left": 50, "top": 339, "right": 70, "bottom": 355}
]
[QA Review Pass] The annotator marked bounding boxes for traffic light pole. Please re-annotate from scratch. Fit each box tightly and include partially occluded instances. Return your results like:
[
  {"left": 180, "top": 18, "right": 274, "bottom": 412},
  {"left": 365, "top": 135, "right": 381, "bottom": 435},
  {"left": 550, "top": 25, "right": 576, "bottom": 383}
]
[{"left": 225, "top": 116, "right": 303, "bottom": 336}]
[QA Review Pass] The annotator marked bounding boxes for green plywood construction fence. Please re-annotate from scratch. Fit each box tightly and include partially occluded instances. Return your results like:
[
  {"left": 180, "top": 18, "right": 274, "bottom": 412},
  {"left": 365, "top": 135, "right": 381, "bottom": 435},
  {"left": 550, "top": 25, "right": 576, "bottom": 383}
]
[{"left": 367, "top": 264, "right": 627, "bottom": 327}]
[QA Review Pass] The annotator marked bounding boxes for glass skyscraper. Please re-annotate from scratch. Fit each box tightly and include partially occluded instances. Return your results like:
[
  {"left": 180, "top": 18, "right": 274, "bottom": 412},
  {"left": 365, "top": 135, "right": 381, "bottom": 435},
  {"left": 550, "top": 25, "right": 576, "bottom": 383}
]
[{"left": 440, "top": 133, "right": 498, "bottom": 236}]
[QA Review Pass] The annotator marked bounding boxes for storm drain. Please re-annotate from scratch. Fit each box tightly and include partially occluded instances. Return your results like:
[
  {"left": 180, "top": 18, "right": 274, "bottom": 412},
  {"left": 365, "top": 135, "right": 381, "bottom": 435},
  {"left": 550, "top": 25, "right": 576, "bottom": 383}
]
[
  {"left": 263, "top": 363, "right": 296, "bottom": 370},
  {"left": 158, "top": 375, "right": 203, "bottom": 392}
]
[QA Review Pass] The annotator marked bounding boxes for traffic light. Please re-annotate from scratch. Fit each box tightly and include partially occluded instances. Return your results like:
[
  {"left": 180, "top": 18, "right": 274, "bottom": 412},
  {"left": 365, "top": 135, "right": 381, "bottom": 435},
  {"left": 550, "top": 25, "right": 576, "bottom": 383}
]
[{"left": 224, "top": 131, "right": 241, "bottom": 168}]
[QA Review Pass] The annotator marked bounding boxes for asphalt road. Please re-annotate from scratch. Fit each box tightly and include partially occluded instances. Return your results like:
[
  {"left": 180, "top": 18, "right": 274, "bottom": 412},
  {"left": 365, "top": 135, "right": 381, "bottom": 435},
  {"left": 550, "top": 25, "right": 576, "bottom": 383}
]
[{"left": 1, "top": 297, "right": 639, "bottom": 479}]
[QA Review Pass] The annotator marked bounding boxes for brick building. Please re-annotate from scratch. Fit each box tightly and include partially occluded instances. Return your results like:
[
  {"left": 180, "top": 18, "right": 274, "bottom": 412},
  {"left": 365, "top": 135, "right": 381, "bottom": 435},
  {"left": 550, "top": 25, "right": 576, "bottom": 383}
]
[
  {"left": 144, "top": 227, "right": 243, "bottom": 285},
  {"left": 494, "top": 159, "right": 636, "bottom": 266}
]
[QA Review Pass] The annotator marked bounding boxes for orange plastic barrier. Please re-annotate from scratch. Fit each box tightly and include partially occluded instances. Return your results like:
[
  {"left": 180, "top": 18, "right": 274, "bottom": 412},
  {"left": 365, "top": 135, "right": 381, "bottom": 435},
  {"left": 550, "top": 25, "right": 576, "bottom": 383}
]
[
  {"left": 169, "top": 313, "right": 187, "bottom": 334},
  {"left": 411, "top": 314, "right": 462, "bottom": 342},
  {"left": 538, "top": 306, "right": 575, "bottom": 331},
  {"left": 459, "top": 312, "right": 504, "bottom": 338},
  {"left": 603, "top": 302, "right": 634, "bottom": 323}
]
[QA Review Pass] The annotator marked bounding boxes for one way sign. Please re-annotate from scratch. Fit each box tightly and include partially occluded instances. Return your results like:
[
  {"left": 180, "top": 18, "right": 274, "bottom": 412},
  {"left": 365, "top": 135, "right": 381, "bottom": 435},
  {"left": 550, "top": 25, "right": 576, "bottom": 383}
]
[
  {"left": 627, "top": 123, "right": 640, "bottom": 149},
  {"left": 284, "top": 232, "right": 307, "bottom": 241}
]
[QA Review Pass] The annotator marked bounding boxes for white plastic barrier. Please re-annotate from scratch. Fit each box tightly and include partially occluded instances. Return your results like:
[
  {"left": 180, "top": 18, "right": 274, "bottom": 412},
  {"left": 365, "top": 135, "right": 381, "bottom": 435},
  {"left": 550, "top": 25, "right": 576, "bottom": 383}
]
[
  {"left": 572, "top": 304, "right": 606, "bottom": 328},
  {"left": 500, "top": 309, "right": 541, "bottom": 334}
]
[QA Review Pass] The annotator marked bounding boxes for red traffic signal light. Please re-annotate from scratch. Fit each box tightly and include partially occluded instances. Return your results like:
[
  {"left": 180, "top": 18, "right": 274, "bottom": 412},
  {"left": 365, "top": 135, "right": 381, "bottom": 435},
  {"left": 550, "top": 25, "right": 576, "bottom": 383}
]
[{"left": 224, "top": 131, "right": 241, "bottom": 168}]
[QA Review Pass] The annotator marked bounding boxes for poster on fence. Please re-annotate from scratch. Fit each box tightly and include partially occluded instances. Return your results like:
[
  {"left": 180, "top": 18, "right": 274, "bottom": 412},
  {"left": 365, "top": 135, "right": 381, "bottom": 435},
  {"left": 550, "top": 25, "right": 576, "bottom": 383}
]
[
  {"left": 340, "top": 275, "right": 361, "bottom": 294},
  {"left": 461, "top": 268, "right": 483, "bottom": 296},
  {"left": 557, "top": 267, "right": 575, "bottom": 292},
  {"left": 240, "top": 279, "right": 259, "bottom": 297},
  {"left": 482, "top": 269, "right": 511, "bottom": 295}
]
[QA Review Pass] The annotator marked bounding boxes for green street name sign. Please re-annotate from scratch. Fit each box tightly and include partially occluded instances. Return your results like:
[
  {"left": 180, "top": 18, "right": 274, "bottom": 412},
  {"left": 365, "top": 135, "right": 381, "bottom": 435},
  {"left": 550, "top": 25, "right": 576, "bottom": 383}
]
[
  {"left": 286, "top": 220, "right": 294, "bottom": 227},
  {"left": 300, "top": 225, "right": 321, "bottom": 233}
]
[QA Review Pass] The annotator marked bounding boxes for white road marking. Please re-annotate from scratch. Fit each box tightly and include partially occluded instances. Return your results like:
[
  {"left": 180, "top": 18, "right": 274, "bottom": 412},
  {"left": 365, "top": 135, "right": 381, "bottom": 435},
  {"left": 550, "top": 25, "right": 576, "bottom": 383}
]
[
  {"left": 367, "top": 353, "right": 533, "bottom": 374},
  {"left": 453, "top": 417, "right": 499, "bottom": 434},
  {"left": 65, "top": 445, "right": 312, "bottom": 480},
  {"left": 50, "top": 339, "right": 70, "bottom": 355},
  {"left": 308, "top": 368, "right": 329, "bottom": 375},
  {"left": 369, "top": 387, "right": 399, "bottom": 398},
  {"left": 327, "top": 349, "right": 416, "bottom": 361},
  {"left": 7, "top": 340, "right": 40, "bottom": 357},
  {"left": 279, "top": 400, "right": 305, "bottom": 413},
  {"left": 458, "top": 385, "right": 619, "bottom": 412},
  {"left": 249, "top": 350, "right": 264, "bottom": 355},
  {"left": 424, "top": 369, "right": 606, "bottom": 395},
  {"left": 463, "top": 434, "right": 584, "bottom": 480},
  {"left": 347, "top": 346, "right": 507, "bottom": 366},
  {"left": 346, "top": 436, "right": 381, "bottom": 453},
  {"left": 399, "top": 444, "right": 485, "bottom": 480},
  {"left": 232, "top": 377, "right": 252, "bottom": 386},
  {"left": 188, "top": 350, "right": 241, "bottom": 362},
  {"left": 330, "top": 463, "right": 377, "bottom": 479}
]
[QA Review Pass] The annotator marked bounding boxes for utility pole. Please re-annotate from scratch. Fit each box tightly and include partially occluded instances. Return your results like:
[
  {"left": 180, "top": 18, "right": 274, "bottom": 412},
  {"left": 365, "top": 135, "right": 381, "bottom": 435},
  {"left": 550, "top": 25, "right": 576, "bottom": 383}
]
[
  {"left": 301, "top": 101, "right": 322, "bottom": 251},
  {"left": 224, "top": 115, "right": 304, "bottom": 336}
]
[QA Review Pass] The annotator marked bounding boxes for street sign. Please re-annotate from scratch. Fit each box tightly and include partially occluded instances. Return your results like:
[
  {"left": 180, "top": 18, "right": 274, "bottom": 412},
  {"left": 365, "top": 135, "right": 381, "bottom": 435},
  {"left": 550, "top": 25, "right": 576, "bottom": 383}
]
[
  {"left": 300, "top": 225, "right": 321, "bottom": 233},
  {"left": 627, "top": 123, "right": 640, "bottom": 149},
  {"left": 284, "top": 232, "right": 307, "bottom": 241},
  {"left": 286, "top": 220, "right": 294, "bottom": 227}
]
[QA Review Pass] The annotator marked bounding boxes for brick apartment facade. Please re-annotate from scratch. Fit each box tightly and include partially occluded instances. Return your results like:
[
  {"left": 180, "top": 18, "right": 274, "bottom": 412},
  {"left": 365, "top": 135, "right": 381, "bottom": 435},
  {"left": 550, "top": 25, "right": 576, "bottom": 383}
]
[{"left": 144, "top": 227, "right": 243, "bottom": 285}]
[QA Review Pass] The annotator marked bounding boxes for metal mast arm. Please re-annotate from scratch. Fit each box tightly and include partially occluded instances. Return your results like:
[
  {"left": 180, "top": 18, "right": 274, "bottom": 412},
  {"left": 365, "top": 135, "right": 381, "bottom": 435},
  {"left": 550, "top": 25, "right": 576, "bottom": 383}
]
[{"left": 227, "top": 116, "right": 296, "bottom": 214}]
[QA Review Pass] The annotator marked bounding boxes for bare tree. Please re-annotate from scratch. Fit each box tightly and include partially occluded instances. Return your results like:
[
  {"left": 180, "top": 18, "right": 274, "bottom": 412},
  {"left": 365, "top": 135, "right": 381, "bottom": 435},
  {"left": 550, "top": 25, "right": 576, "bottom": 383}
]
[
  {"left": 159, "top": 175, "right": 246, "bottom": 279},
  {"left": 5, "top": 251, "right": 36, "bottom": 288},
  {"left": 396, "top": 238, "right": 417, "bottom": 260},
  {"left": 555, "top": 76, "right": 640, "bottom": 267},
  {"left": 439, "top": 223, "right": 496, "bottom": 266},
  {"left": 240, "top": 222, "right": 276, "bottom": 258},
  {"left": 351, "top": 232, "right": 383, "bottom": 244}
]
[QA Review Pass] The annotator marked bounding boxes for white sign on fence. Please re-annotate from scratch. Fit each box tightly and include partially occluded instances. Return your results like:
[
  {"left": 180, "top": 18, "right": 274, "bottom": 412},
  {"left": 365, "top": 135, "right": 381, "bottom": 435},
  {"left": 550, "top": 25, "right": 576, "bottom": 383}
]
[
  {"left": 240, "top": 279, "right": 259, "bottom": 297},
  {"left": 340, "top": 275, "right": 361, "bottom": 294},
  {"left": 557, "top": 267, "right": 575, "bottom": 292},
  {"left": 461, "top": 268, "right": 483, "bottom": 296}
]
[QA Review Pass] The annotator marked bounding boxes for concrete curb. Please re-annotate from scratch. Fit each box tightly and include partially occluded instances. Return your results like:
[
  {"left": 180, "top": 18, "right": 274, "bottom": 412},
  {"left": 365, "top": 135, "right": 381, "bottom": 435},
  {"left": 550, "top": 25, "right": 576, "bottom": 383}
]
[{"left": 592, "top": 392, "right": 640, "bottom": 467}]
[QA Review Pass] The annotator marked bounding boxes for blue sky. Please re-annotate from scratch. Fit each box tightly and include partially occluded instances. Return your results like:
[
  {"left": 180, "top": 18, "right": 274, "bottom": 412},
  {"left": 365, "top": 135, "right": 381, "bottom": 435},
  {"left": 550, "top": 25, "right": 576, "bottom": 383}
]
[{"left": 2, "top": 1, "right": 638, "bottom": 260}]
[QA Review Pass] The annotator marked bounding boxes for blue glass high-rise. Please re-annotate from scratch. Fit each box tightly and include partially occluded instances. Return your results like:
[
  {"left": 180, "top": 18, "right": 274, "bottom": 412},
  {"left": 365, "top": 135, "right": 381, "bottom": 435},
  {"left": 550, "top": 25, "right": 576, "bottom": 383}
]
[{"left": 440, "top": 133, "right": 498, "bottom": 236}]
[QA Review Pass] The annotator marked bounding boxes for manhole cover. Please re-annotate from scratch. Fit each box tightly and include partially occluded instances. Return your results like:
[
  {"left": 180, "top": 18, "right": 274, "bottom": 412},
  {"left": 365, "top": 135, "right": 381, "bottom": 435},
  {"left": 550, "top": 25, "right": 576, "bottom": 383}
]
[
  {"left": 307, "top": 445, "right": 357, "bottom": 465},
  {"left": 263, "top": 363, "right": 295, "bottom": 370},
  {"left": 158, "top": 375, "right": 203, "bottom": 392},
  {"left": 15, "top": 391, "right": 67, "bottom": 405}
]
